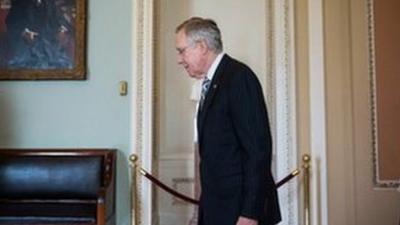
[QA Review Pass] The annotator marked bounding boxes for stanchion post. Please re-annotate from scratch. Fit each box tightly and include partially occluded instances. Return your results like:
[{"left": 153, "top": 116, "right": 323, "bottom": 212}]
[
  {"left": 302, "top": 154, "right": 311, "bottom": 225},
  {"left": 129, "top": 154, "right": 139, "bottom": 225}
]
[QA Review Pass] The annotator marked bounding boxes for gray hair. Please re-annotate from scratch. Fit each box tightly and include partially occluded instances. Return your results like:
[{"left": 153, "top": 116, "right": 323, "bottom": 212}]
[{"left": 176, "top": 17, "right": 223, "bottom": 54}]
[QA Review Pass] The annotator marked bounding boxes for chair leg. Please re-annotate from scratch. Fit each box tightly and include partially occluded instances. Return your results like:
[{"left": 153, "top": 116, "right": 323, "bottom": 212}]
[{"left": 97, "top": 200, "right": 106, "bottom": 225}]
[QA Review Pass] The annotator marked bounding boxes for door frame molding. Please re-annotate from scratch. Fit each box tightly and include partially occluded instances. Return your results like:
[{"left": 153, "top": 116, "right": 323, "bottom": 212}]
[
  {"left": 308, "top": 0, "right": 329, "bottom": 224},
  {"left": 267, "top": 0, "right": 299, "bottom": 225}
]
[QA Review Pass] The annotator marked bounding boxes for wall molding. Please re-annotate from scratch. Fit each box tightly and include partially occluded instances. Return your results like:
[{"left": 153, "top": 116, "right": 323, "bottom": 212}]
[
  {"left": 308, "top": 0, "right": 329, "bottom": 224},
  {"left": 268, "top": 0, "right": 299, "bottom": 225},
  {"left": 132, "top": 0, "right": 155, "bottom": 224},
  {"left": 159, "top": 152, "right": 195, "bottom": 161},
  {"left": 367, "top": 0, "right": 400, "bottom": 189}
]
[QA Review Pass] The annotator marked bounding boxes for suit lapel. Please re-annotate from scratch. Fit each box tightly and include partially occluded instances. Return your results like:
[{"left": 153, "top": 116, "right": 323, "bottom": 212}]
[{"left": 197, "top": 54, "right": 231, "bottom": 142}]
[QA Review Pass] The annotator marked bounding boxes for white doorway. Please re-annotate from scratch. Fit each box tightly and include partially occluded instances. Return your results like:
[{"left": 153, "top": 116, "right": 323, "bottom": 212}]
[{"left": 132, "top": 0, "right": 300, "bottom": 224}]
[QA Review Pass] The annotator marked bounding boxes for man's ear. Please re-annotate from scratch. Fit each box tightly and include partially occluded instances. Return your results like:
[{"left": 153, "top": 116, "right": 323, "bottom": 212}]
[{"left": 198, "top": 40, "right": 209, "bottom": 54}]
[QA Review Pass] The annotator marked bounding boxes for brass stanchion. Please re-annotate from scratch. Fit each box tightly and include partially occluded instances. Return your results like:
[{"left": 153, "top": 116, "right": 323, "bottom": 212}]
[
  {"left": 128, "top": 153, "right": 302, "bottom": 225},
  {"left": 129, "top": 154, "right": 139, "bottom": 225},
  {"left": 302, "top": 154, "right": 311, "bottom": 225}
]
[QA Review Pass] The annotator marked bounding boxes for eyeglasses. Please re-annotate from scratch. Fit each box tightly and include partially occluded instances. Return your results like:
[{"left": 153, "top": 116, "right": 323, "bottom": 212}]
[
  {"left": 176, "top": 45, "right": 191, "bottom": 55},
  {"left": 176, "top": 42, "right": 198, "bottom": 55}
]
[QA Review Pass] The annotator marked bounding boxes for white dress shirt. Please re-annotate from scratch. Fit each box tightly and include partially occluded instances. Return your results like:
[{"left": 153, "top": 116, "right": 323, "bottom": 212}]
[{"left": 193, "top": 53, "right": 224, "bottom": 143}]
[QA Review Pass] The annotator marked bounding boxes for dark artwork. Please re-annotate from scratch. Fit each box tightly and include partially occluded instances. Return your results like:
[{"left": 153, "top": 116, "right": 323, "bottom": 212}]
[{"left": 0, "top": 0, "right": 75, "bottom": 69}]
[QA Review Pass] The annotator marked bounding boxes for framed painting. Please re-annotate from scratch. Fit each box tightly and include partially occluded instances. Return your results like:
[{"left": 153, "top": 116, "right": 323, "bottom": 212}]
[
  {"left": 368, "top": 0, "right": 400, "bottom": 188},
  {"left": 0, "top": 0, "right": 86, "bottom": 80}
]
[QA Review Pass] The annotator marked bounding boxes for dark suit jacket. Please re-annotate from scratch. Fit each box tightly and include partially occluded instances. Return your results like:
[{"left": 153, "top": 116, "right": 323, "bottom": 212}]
[
  {"left": 5, "top": 0, "right": 72, "bottom": 69},
  {"left": 197, "top": 54, "right": 281, "bottom": 225},
  {"left": 6, "top": 0, "right": 61, "bottom": 40}
]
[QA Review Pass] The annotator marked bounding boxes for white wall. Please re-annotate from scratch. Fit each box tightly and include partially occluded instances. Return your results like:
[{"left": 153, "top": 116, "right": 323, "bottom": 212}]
[{"left": 0, "top": 0, "right": 133, "bottom": 224}]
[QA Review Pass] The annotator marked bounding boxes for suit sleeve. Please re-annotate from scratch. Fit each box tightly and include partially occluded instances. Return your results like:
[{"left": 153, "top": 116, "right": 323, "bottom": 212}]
[{"left": 229, "top": 67, "right": 272, "bottom": 220}]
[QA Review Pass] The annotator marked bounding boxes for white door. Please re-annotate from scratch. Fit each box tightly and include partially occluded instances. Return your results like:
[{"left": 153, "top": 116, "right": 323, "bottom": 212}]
[{"left": 150, "top": 0, "right": 300, "bottom": 225}]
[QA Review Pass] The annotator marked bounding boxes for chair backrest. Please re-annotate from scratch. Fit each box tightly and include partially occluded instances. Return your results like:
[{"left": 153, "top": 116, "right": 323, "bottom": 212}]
[
  {"left": 0, "top": 149, "right": 115, "bottom": 200},
  {"left": 0, "top": 156, "right": 102, "bottom": 199}
]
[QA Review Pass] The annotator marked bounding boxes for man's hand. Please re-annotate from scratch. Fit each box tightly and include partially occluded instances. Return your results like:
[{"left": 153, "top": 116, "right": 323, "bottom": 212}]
[
  {"left": 236, "top": 216, "right": 258, "bottom": 225},
  {"left": 22, "top": 28, "right": 39, "bottom": 43}
]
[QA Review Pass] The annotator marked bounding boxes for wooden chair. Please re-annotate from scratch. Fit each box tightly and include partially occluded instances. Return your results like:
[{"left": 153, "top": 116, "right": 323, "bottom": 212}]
[{"left": 0, "top": 149, "right": 116, "bottom": 225}]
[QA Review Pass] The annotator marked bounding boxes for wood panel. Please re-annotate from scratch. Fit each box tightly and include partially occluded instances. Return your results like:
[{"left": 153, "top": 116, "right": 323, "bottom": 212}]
[{"left": 372, "top": 0, "right": 400, "bottom": 185}]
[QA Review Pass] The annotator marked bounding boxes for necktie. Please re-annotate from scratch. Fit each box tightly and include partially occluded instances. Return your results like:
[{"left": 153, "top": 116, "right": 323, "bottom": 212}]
[{"left": 199, "top": 78, "right": 211, "bottom": 110}]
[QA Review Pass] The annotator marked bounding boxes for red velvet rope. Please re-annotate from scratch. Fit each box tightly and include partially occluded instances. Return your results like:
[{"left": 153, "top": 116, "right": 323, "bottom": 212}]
[{"left": 140, "top": 169, "right": 300, "bottom": 205}]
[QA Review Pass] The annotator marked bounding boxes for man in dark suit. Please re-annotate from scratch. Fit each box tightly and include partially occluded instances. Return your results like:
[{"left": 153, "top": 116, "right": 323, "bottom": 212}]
[
  {"left": 5, "top": 0, "right": 72, "bottom": 68},
  {"left": 175, "top": 17, "right": 281, "bottom": 225}
]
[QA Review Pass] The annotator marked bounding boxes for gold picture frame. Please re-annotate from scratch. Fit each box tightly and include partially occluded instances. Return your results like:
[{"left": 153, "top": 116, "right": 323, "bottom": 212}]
[{"left": 0, "top": 0, "right": 86, "bottom": 80}]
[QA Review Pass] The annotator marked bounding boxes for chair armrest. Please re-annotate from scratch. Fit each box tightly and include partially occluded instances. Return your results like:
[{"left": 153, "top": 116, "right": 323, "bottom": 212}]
[
  {"left": 97, "top": 185, "right": 115, "bottom": 225},
  {"left": 102, "top": 151, "right": 116, "bottom": 225},
  {"left": 96, "top": 188, "right": 106, "bottom": 225}
]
